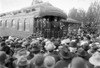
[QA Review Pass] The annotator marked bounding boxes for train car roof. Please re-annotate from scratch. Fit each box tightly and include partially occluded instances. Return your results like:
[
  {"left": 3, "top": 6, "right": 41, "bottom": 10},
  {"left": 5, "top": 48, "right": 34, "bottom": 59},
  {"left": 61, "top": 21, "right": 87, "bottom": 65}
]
[
  {"left": 62, "top": 18, "right": 81, "bottom": 24},
  {"left": 0, "top": 2, "right": 67, "bottom": 19}
]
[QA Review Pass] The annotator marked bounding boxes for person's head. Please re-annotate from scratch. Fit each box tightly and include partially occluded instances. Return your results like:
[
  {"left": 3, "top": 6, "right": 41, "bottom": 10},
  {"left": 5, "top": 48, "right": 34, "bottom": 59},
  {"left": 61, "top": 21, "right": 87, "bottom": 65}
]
[
  {"left": 70, "top": 41, "right": 77, "bottom": 48},
  {"left": 35, "top": 54, "right": 44, "bottom": 67},
  {"left": 45, "top": 42, "right": 55, "bottom": 52},
  {"left": 30, "top": 41, "right": 40, "bottom": 54},
  {"left": 77, "top": 48, "right": 88, "bottom": 58},
  {"left": 0, "top": 41, "right": 6, "bottom": 47},
  {"left": 44, "top": 56, "right": 55, "bottom": 68},
  {"left": 70, "top": 57, "right": 88, "bottom": 68},
  {"left": 0, "top": 51, "right": 7, "bottom": 64},
  {"left": 82, "top": 43, "right": 90, "bottom": 51},
  {"left": 18, "top": 57, "right": 29, "bottom": 68},
  {"left": 54, "top": 17, "right": 57, "bottom": 22}
]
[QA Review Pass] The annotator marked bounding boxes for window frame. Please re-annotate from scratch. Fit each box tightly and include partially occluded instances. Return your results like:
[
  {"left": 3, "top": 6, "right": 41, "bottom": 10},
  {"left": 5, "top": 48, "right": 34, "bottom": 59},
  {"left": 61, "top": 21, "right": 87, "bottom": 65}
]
[
  {"left": 11, "top": 19, "right": 16, "bottom": 28},
  {"left": 24, "top": 18, "right": 30, "bottom": 32},
  {"left": 18, "top": 19, "right": 23, "bottom": 31}
]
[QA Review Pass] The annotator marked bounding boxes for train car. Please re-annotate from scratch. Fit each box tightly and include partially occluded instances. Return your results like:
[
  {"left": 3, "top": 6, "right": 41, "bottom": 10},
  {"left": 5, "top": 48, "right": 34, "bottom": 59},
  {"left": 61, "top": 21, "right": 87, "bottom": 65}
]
[
  {"left": 0, "top": 2, "right": 67, "bottom": 38},
  {"left": 62, "top": 18, "right": 81, "bottom": 35}
]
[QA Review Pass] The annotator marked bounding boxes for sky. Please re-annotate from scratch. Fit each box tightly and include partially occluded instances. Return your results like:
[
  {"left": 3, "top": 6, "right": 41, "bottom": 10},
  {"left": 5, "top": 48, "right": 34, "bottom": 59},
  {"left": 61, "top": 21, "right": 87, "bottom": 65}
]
[{"left": 0, "top": 0, "right": 99, "bottom": 14}]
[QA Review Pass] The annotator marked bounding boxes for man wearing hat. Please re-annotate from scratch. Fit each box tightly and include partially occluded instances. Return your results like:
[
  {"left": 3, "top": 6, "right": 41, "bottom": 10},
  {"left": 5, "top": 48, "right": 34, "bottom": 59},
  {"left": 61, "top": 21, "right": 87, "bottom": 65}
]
[
  {"left": 15, "top": 48, "right": 30, "bottom": 59},
  {"left": 54, "top": 46, "right": 74, "bottom": 68},
  {"left": 28, "top": 42, "right": 41, "bottom": 68},
  {"left": 69, "top": 41, "right": 77, "bottom": 53},
  {"left": 44, "top": 42, "right": 60, "bottom": 63},
  {"left": 77, "top": 48, "right": 91, "bottom": 61},
  {"left": 77, "top": 48, "right": 94, "bottom": 68},
  {"left": 0, "top": 51, "right": 7, "bottom": 68},
  {"left": 0, "top": 41, "right": 11, "bottom": 55},
  {"left": 17, "top": 57, "right": 29, "bottom": 68},
  {"left": 29, "top": 41, "right": 40, "bottom": 54}
]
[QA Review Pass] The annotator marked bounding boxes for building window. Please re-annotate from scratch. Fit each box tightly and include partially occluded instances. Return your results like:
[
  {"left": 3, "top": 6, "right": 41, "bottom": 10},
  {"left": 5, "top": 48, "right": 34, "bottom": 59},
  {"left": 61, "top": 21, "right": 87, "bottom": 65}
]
[
  {"left": 6, "top": 20, "right": 10, "bottom": 27},
  {"left": 18, "top": 19, "right": 23, "bottom": 31},
  {"left": 24, "top": 18, "right": 30, "bottom": 31},
  {"left": 5, "top": 20, "right": 7, "bottom": 27}
]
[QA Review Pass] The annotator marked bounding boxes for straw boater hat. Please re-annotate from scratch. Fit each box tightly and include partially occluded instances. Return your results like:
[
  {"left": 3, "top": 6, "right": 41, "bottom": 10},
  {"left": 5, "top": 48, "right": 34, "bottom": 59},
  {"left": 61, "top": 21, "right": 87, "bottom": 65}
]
[
  {"left": 61, "top": 39, "right": 70, "bottom": 45},
  {"left": 18, "top": 57, "right": 29, "bottom": 66},
  {"left": 15, "top": 48, "right": 30, "bottom": 59},
  {"left": 8, "top": 36, "right": 15, "bottom": 41},
  {"left": 80, "top": 40, "right": 88, "bottom": 46},
  {"left": 22, "top": 41, "right": 30, "bottom": 47},
  {"left": 89, "top": 52, "right": 100, "bottom": 66}
]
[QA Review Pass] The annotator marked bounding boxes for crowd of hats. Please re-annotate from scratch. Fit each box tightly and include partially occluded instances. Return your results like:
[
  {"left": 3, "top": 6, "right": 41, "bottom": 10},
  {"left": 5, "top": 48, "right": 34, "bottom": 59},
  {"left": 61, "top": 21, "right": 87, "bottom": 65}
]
[{"left": 0, "top": 33, "right": 100, "bottom": 68}]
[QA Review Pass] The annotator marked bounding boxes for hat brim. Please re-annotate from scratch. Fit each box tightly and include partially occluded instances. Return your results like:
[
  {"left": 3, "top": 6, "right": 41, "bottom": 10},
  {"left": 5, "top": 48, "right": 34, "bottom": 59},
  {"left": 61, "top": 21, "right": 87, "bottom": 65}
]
[
  {"left": 15, "top": 51, "right": 30, "bottom": 58},
  {"left": 18, "top": 62, "right": 29, "bottom": 66},
  {"left": 89, "top": 57, "right": 100, "bottom": 66},
  {"left": 59, "top": 51, "right": 73, "bottom": 59},
  {"left": 77, "top": 53, "right": 88, "bottom": 57},
  {"left": 30, "top": 48, "right": 40, "bottom": 52}
]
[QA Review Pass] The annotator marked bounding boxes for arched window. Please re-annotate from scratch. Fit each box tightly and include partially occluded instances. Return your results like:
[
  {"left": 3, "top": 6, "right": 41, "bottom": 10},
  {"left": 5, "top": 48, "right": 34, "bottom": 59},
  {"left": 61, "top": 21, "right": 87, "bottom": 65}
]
[
  {"left": 24, "top": 18, "right": 30, "bottom": 31},
  {"left": 18, "top": 19, "right": 23, "bottom": 31},
  {"left": 5, "top": 20, "right": 7, "bottom": 27},
  {"left": 6, "top": 20, "right": 10, "bottom": 27},
  {"left": 11, "top": 19, "right": 16, "bottom": 28}
]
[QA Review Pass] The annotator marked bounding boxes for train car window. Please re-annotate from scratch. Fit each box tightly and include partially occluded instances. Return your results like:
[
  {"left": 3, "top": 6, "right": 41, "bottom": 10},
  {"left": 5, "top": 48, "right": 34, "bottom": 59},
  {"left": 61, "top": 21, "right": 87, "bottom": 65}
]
[
  {"left": 6, "top": 20, "right": 10, "bottom": 27},
  {"left": 18, "top": 19, "right": 23, "bottom": 31},
  {"left": 5, "top": 20, "right": 7, "bottom": 27},
  {"left": 24, "top": 18, "right": 30, "bottom": 31},
  {"left": 32, "top": 8, "right": 35, "bottom": 11},
  {"left": 0, "top": 20, "right": 2, "bottom": 26},
  {"left": 11, "top": 19, "right": 16, "bottom": 28}
]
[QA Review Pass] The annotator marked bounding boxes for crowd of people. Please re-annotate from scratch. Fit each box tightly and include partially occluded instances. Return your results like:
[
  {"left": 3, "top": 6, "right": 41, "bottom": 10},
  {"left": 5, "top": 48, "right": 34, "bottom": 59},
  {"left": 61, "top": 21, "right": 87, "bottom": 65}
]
[{"left": 0, "top": 32, "right": 100, "bottom": 68}]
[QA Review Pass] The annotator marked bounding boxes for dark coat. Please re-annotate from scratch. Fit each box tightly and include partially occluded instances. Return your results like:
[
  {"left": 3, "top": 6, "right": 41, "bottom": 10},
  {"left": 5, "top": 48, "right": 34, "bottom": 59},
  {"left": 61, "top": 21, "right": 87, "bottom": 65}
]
[{"left": 54, "top": 59, "right": 71, "bottom": 68}]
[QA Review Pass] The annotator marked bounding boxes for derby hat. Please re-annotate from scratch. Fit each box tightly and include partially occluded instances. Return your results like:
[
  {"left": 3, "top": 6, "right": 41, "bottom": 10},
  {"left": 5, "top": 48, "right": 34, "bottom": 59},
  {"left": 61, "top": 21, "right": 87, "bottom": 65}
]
[
  {"left": 59, "top": 46, "right": 73, "bottom": 59},
  {"left": 70, "top": 41, "right": 77, "bottom": 48}
]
